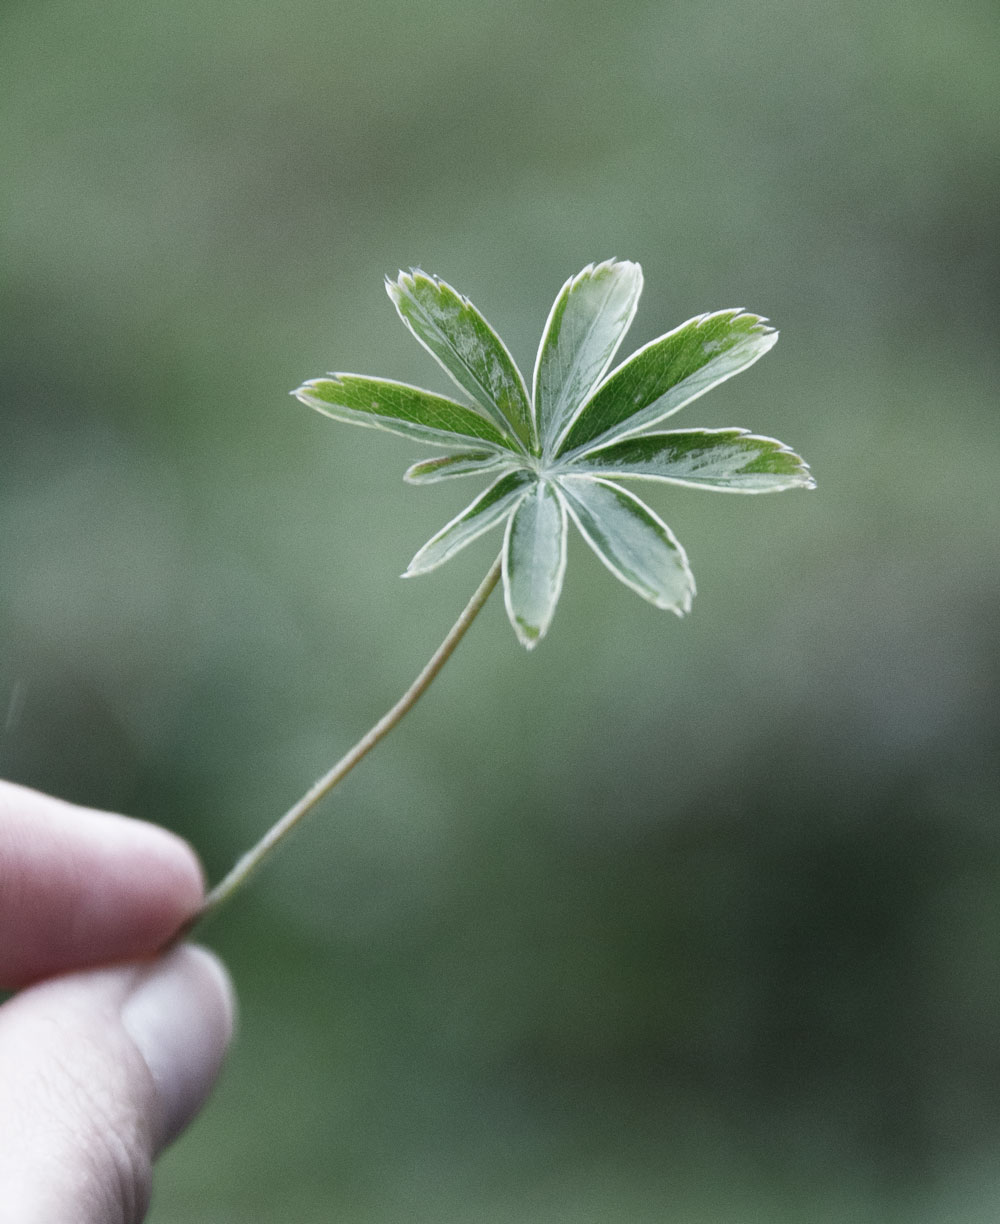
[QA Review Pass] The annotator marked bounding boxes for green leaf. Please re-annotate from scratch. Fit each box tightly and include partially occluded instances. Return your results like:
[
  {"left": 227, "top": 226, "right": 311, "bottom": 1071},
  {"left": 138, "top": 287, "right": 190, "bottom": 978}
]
[
  {"left": 387, "top": 271, "right": 534, "bottom": 450},
  {"left": 295, "top": 375, "right": 515, "bottom": 450},
  {"left": 556, "top": 475, "right": 695, "bottom": 614},
  {"left": 404, "top": 451, "right": 513, "bottom": 484},
  {"left": 502, "top": 479, "right": 567, "bottom": 649},
  {"left": 533, "top": 259, "right": 643, "bottom": 452},
  {"left": 404, "top": 471, "right": 532, "bottom": 576},
  {"left": 556, "top": 310, "right": 778, "bottom": 457},
  {"left": 569, "top": 429, "right": 815, "bottom": 493}
]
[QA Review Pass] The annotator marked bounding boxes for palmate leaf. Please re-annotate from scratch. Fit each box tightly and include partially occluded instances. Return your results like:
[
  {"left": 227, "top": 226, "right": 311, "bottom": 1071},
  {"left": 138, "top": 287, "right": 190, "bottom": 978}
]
[
  {"left": 533, "top": 259, "right": 643, "bottom": 453},
  {"left": 295, "top": 375, "right": 515, "bottom": 451},
  {"left": 556, "top": 310, "right": 778, "bottom": 457},
  {"left": 570, "top": 429, "right": 816, "bottom": 493},
  {"left": 502, "top": 480, "right": 567, "bottom": 649},
  {"left": 387, "top": 271, "right": 534, "bottom": 450},
  {"left": 404, "top": 471, "right": 532, "bottom": 576},
  {"left": 298, "top": 260, "right": 813, "bottom": 649},
  {"left": 556, "top": 475, "right": 695, "bottom": 614}
]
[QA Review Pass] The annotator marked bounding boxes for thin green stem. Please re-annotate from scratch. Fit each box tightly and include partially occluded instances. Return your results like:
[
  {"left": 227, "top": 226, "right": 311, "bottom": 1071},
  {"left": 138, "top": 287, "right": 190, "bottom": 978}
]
[{"left": 183, "top": 554, "right": 502, "bottom": 938}]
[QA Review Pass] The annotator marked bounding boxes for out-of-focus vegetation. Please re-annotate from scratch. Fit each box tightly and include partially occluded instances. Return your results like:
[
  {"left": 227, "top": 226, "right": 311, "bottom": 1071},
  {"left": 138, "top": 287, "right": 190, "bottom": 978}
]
[{"left": 2, "top": 0, "right": 998, "bottom": 1219}]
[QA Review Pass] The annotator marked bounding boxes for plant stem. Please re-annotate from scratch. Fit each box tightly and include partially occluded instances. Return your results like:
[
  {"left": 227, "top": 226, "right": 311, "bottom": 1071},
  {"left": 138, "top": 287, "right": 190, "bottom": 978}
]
[{"left": 184, "top": 554, "right": 503, "bottom": 937}]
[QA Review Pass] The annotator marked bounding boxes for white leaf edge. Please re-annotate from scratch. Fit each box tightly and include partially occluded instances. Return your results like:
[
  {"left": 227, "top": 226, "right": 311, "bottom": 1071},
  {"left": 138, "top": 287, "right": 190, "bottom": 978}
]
[
  {"left": 404, "top": 452, "right": 517, "bottom": 484},
  {"left": 556, "top": 474, "right": 695, "bottom": 615},
  {"left": 403, "top": 471, "right": 532, "bottom": 576},
  {"left": 565, "top": 428, "right": 816, "bottom": 494},
  {"left": 501, "top": 479, "right": 569, "bottom": 649},
  {"left": 553, "top": 310, "right": 778, "bottom": 459},
  {"left": 532, "top": 259, "right": 643, "bottom": 454},
  {"left": 386, "top": 271, "right": 533, "bottom": 449},
  {"left": 294, "top": 377, "right": 517, "bottom": 453}
]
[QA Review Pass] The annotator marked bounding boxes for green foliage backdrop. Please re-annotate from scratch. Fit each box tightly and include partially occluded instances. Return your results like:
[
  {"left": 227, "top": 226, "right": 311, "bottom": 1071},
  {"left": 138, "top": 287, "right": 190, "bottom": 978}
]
[{"left": 2, "top": 0, "right": 998, "bottom": 1219}]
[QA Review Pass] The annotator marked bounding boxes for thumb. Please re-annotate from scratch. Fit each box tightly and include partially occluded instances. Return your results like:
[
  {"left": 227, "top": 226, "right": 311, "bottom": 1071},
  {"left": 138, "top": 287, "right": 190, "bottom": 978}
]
[{"left": 0, "top": 946, "right": 235, "bottom": 1224}]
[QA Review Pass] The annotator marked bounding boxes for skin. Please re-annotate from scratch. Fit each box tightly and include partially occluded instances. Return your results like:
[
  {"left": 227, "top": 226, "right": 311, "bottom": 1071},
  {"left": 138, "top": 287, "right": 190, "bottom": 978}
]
[{"left": 0, "top": 780, "right": 235, "bottom": 1223}]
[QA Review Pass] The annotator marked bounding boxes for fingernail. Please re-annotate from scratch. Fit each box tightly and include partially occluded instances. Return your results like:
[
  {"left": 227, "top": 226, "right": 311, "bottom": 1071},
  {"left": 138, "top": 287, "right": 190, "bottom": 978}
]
[{"left": 121, "top": 945, "right": 236, "bottom": 1148}]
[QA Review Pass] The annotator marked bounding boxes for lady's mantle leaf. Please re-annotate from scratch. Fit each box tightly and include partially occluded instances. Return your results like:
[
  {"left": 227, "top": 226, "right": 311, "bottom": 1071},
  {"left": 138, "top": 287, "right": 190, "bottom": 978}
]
[
  {"left": 502, "top": 480, "right": 567, "bottom": 649},
  {"left": 533, "top": 259, "right": 643, "bottom": 454},
  {"left": 295, "top": 375, "right": 514, "bottom": 450},
  {"left": 298, "top": 260, "right": 813, "bottom": 648},
  {"left": 556, "top": 475, "right": 695, "bottom": 614},
  {"left": 404, "top": 471, "right": 532, "bottom": 576},
  {"left": 570, "top": 429, "right": 816, "bottom": 493},
  {"left": 387, "top": 271, "right": 534, "bottom": 450},
  {"left": 404, "top": 451, "right": 513, "bottom": 484},
  {"left": 556, "top": 310, "right": 778, "bottom": 457}
]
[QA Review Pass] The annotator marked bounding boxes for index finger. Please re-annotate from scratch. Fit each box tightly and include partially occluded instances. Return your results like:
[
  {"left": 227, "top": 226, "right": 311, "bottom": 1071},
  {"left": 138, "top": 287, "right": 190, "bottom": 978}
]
[{"left": 0, "top": 781, "right": 205, "bottom": 988}]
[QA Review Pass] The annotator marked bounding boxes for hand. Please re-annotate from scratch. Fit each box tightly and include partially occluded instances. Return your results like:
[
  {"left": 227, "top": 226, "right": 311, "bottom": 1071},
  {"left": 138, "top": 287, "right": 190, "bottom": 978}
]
[{"left": 0, "top": 780, "right": 235, "bottom": 1222}]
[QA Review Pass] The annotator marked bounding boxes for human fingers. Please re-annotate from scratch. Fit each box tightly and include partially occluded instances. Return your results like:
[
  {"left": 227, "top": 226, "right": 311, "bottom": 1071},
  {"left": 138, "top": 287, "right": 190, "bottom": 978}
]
[
  {"left": 0, "top": 945, "right": 235, "bottom": 1224},
  {"left": 0, "top": 780, "right": 204, "bottom": 988}
]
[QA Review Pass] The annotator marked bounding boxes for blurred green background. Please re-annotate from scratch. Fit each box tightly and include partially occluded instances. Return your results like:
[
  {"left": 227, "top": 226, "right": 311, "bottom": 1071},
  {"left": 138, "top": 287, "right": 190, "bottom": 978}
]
[{"left": 2, "top": 0, "right": 999, "bottom": 1219}]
